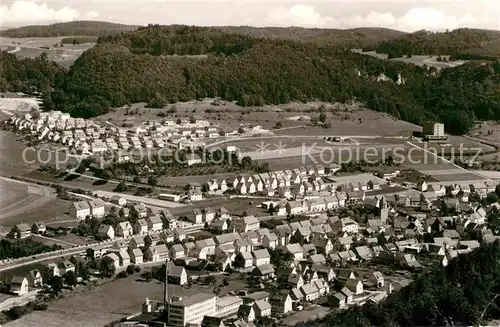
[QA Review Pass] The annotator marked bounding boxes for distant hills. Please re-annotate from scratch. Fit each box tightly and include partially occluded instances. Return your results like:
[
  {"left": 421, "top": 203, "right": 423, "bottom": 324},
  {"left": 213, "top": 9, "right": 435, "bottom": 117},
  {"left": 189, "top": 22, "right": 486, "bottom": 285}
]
[
  {"left": 374, "top": 28, "right": 500, "bottom": 59},
  {"left": 1, "top": 21, "right": 407, "bottom": 49},
  {"left": 217, "top": 26, "right": 406, "bottom": 49},
  {"left": 2, "top": 21, "right": 500, "bottom": 59},
  {"left": 36, "top": 24, "right": 498, "bottom": 135},
  {"left": 0, "top": 21, "right": 140, "bottom": 38}
]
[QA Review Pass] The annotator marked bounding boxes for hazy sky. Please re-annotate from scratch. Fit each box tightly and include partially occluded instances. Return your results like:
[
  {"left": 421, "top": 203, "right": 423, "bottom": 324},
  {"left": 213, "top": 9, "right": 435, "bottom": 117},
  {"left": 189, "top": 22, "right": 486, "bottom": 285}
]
[{"left": 1, "top": 0, "right": 499, "bottom": 32}]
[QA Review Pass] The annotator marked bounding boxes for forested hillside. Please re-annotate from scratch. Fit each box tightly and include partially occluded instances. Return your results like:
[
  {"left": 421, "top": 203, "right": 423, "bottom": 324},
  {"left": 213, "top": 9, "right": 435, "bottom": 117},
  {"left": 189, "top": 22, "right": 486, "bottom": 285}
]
[
  {"left": 217, "top": 26, "right": 406, "bottom": 48},
  {"left": 0, "top": 51, "right": 63, "bottom": 94},
  {"left": 299, "top": 241, "right": 500, "bottom": 327},
  {"left": 0, "top": 21, "right": 139, "bottom": 38},
  {"left": 374, "top": 28, "right": 500, "bottom": 59},
  {"left": 39, "top": 25, "right": 500, "bottom": 134}
]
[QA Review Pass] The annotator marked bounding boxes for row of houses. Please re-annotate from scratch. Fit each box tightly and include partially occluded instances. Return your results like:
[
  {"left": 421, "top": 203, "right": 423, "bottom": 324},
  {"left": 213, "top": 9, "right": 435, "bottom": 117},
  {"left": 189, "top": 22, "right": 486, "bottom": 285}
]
[
  {"left": 96, "top": 215, "right": 164, "bottom": 240},
  {"left": 417, "top": 181, "right": 498, "bottom": 199},
  {"left": 204, "top": 165, "right": 341, "bottom": 195}
]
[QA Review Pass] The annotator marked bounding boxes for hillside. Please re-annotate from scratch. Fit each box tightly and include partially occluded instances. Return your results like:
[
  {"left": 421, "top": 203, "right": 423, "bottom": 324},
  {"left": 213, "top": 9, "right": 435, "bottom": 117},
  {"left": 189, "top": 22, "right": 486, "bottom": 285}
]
[
  {"left": 0, "top": 51, "right": 63, "bottom": 94},
  {"left": 0, "top": 21, "right": 140, "bottom": 38},
  {"left": 38, "top": 25, "right": 500, "bottom": 134},
  {"left": 374, "top": 28, "right": 500, "bottom": 59},
  {"left": 217, "top": 26, "right": 406, "bottom": 48},
  {"left": 299, "top": 241, "right": 500, "bottom": 327}
]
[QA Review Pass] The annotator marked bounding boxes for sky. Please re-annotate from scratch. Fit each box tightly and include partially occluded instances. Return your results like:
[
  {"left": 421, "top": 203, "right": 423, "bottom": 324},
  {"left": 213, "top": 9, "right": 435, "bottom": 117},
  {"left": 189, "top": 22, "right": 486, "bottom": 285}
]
[{"left": 0, "top": 0, "right": 499, "bottom": 32}]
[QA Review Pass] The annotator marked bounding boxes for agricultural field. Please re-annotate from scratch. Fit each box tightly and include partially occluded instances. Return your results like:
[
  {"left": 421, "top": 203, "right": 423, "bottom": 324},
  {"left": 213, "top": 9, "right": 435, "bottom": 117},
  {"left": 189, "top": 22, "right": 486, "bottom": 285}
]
[{"left": 0, "top": 36, "right": 95, "bottom": 68}]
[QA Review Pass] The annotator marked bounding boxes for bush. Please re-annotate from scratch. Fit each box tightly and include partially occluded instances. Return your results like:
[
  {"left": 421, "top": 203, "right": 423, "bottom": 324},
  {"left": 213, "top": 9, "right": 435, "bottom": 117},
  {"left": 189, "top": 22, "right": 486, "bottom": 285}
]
[
  {"left": 141, "top": 271, "right": 153, "bottom": 282},
  {"left": 117, "top": 271, "right": 128, "bottom": 278},
  {"left": 34, "top": 301, "right": 48, "bottom": 311},
  {"left": 126, "top": 265, "right": 135, "bottom": 275}
]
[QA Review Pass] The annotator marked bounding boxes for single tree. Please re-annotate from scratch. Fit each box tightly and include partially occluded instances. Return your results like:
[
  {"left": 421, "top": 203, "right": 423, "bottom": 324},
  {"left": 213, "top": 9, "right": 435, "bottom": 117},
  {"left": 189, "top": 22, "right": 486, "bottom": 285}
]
[{"left": 100, "top": 256, "right": 115, "bottom": 277}]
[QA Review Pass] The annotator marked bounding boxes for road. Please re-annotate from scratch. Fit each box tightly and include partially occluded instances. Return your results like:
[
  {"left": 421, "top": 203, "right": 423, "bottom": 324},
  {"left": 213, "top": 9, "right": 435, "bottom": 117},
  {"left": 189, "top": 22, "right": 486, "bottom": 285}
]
[
  {"left": 9, "top": 173, "right": 184, "bottom": 211},
  {"left": 32, "top": 234, "right": 79, "bottom": 247},
  {"left": 0, "top": 224, "right": 204, "bottom": 273},
  {"left": 93, "top": 190, "right": 186, "bottom": 208},
  {"left": 7, "top": 46, "right": 21, "bottom": 54}
]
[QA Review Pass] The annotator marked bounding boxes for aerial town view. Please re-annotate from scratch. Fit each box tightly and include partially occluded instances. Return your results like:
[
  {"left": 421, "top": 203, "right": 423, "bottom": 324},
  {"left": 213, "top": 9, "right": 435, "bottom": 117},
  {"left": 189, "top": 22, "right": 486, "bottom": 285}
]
[{"left": 1, "top": 1, "right": 500, "bottom": 327}]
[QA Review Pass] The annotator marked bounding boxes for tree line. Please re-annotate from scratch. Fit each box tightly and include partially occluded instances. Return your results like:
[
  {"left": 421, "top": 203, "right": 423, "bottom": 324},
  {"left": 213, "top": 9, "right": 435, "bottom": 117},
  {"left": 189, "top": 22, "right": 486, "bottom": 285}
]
[
  {"left": 299, "top": 241, "right": 500, "bottom": 327},
  {"left": 374, "top": 28, "right": 500, "bottom": 59},
  {"left": 0, "top": 21, "right": 139, "bottom": 38}
]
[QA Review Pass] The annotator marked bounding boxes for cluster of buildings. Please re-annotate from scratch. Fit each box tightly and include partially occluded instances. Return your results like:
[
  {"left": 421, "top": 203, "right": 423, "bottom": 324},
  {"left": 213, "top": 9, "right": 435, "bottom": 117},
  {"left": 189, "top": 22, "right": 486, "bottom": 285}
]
[
  {"left": 117, "top": 167, "right": 500, "bottom": 327},
  {"left": 71, "top": 199, "right": 106, "bottom": 219},
  {"left": 7, "top": 260, "right": 75, "bottom": 296},
  {"left": 5, "top": 111, "right": 237, "bottom": 156},
  {"left": 204, "top": 164, "right": 345, "bottom": 197},
  {"left": 8, "top": 221, "right": 46, "bottom": 239}
]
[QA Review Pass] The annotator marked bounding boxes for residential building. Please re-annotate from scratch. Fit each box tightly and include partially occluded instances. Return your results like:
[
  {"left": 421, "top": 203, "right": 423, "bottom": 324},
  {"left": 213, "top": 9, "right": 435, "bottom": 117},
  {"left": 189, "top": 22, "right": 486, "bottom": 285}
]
[
  {"left": 270, "top": 291, "right": 293, "bottom": 315},
  {"left": 26, "top": 270, "right": 43, "bottom": 288},
  {"left": 31, "top": 221, "right": 46, "bottom": 234},
  {"left": 145, "top": 244, "right": 169, "bottom": 262},
  {"left": 130, "top": 248, "right": 143, "bottom": 264},
  {"left": 58, "top": 261, "right": 75, "bottom": 275},
  {"left": 110, "top": 196, "right": 127, "bottom": 206},
  {"left": 252, "top": 249, "right": 271, "bottom": 267},
  {"left": 71, "top": 201, "right": 90, "bottom": 219},
  {"left": 89, "top": 199, "right": 106, "bottom": 218},
  {"left": 300, "top": 283, "right": 319, "bottom": 301},
  {"left": 10, "top": 223, "right": 31, "bottom": 239},
  {"left": 98, "top": 225, "right": 115, "bottom": 240},
  {"left": 10, "top": 276, "right": 29, "bottom": 296},
  {"left": 167, "top": 262, "right": 188, "bottom": 285},
  {"left": 116, "top": 221, "right": 133, "bottom": 238},
  {"left": 146, "top": 215, "right": 163, "bottom": 232},
  {"left": 232, "top": 215, "right": 260, "bottom": 233},
  {"left": 134, "top": 219, "right": 148, "bottom": 235}
]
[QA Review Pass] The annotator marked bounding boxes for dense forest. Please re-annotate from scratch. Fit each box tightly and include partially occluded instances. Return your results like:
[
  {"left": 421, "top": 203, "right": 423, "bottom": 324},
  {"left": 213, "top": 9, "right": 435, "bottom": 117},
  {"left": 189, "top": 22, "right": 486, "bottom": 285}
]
[
  {"left": 38, "top": 25, "right": 500, "bottom": 134},
  {"left": 374, "top": 28, "right": 500, "bottom": 59},
  {"left": 0, "top": 21, "right": 139, "bottom": 38},
  {"left": 0, "top": 51, "right": 63, "bottom": 94},
  {"left": 217, "top": 26, "right": 406, "bottom": 49},
  {"left": 299, "top": 241, "right": 500, "bottom": 327}
]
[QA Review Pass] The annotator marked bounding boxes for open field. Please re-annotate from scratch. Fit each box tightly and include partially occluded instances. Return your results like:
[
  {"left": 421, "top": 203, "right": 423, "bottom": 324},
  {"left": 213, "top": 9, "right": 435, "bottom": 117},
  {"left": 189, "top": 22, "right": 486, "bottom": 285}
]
[
  {"left": 0, "top": 36, "right": 95, "bottom": 68},
  {"left": 283, "top": 304, "right": 331, "bottom": 326},
  {"left": 469, "top": 122, "right": 500, "bottom": 145},
  {"left": 0, "top": 177, "right": 70, "bottom": 229},
  {"left": 470, "top": 170, "right": 500, "bottom": 181},
  {"left": 96, "top": 100, "right": 421, "bottom": 137},
  {"left": 0, "top": 130, "right": 35, "bottom": 176},
  {"left": 4, "top": 275, "right": 223, "bottom": 327},
  {"left": 352, "top": 49, "right": 467, "bottom": 69}
]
